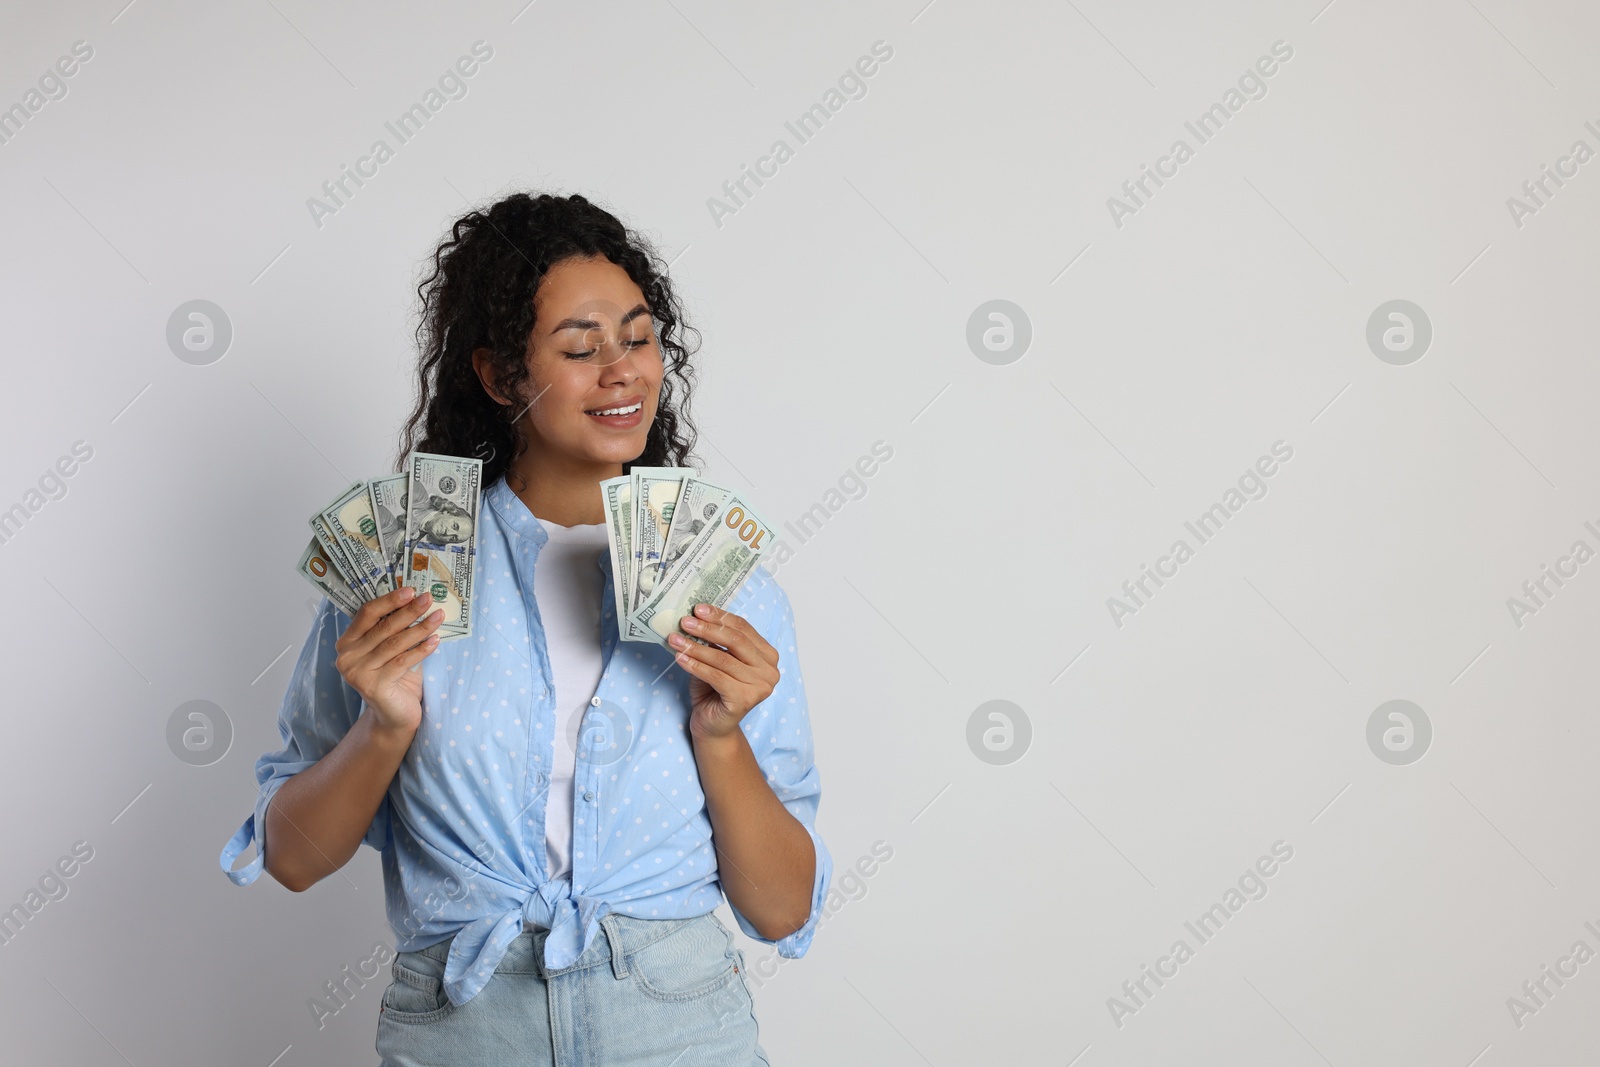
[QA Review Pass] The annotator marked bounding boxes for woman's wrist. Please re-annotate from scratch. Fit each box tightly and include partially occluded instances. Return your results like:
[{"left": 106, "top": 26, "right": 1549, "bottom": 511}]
[
  {"left": 690, "top": 726, "right": 748, "bottom": 764},
  {"left": 357, "top": 704, "right": 418, "bottom": 754}
]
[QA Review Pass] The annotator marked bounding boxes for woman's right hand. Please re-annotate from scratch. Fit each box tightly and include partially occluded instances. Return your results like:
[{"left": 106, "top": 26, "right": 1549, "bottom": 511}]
[{"left": 333, "top": 586, "right": 445, "bottom": 735}]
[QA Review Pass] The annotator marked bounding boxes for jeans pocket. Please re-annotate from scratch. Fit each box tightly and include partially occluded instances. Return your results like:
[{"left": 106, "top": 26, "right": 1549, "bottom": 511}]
[
  {"left": 702, "top": 944, "right": 755, "bottom": 1038},
  {"left": 629, "top": 916, "right": 739, "bottom": 1003},
  {"left": 380, "top": 951, "right": 453, "bottom": 1023}
]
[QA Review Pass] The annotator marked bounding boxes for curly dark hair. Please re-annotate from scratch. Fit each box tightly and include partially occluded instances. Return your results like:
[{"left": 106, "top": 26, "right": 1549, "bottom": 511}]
[{"left": 395, "top": 191, "right": 701, "bottom": 488}]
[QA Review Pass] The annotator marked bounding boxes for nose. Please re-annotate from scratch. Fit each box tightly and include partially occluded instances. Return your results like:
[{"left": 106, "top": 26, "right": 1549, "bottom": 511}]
[{"left": 596, "top": 336, "right": 643, "bottom": 384}]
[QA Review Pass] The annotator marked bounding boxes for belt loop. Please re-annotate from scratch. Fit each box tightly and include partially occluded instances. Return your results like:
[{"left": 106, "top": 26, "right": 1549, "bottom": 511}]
[{"left": 602, "top": 914, "right": 629, "bottom": 980}]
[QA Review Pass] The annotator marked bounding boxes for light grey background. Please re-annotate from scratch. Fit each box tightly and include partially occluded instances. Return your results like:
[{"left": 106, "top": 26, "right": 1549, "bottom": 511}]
[{"left": 1, "top": 0, "right": 1596, "bottom": 1063}]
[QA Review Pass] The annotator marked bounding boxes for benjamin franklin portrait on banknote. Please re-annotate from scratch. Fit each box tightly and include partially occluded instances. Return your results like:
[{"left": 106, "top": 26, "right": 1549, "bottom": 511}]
[{"left": 411, "top": 493, "right": 474, "bottom": 544}]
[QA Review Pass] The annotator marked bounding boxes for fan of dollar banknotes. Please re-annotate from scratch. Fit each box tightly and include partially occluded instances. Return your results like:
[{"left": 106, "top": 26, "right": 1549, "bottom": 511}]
[
  {"left": 298, "top": 452, "right": 484, "bottom": 640},
  {"left": 297, "top": 455, "right": 776, "bottom": 650},
  {"left": 599, "top": 467, "right": 777, "bottom": 649}
]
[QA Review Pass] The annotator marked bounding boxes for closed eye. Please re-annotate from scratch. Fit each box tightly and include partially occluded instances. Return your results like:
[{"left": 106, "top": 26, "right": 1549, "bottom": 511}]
[{"left": 565, "top": 338, "right": 652, "bottom": 359}]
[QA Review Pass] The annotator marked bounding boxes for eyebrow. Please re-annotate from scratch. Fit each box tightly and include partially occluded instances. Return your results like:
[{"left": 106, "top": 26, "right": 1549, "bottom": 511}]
[{"left": 549, "top": 303, "right": 651, "bottom": 335}]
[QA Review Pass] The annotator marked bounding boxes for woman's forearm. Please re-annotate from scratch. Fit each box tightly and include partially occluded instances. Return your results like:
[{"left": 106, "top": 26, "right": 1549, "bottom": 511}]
[
  {"left": 694, "top": 730, "right": 816, "bottom": 941},
  {"left": 263, "top": 711, "right": 414, "bottom": 892}
]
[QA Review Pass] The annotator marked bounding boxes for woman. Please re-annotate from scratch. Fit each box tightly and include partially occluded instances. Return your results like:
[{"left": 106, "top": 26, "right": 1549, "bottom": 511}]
[{"left": 218, "top": 192, "right": 833, "bottom": 1065}]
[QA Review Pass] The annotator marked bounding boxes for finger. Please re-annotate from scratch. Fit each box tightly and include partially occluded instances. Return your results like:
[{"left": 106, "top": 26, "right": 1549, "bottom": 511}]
[
  {"left": 683, "top": 609, "right": 777, "bottom": 668},
  {"left": 349, "top": 591, "right": 436, "bottom": 658},
  {"left": 674, "top": 644, "right": 744, "bottom": 697},
  {"left": 345, "top": 602, "right": 434, "bottom": 676},
  {"left": 362, "top": 622, "right": 442, "bottom": 692},
  {"left": 674, "top": 634, "right": 757, "bottom": 685},
  {"left": 341, "top": 586, "right": 418, "bottom": 645},
  {"left": 375, "top": 607, "right": 445, "bottom": 662},
  {"left": 388, "top": 630, "right": 441, "bottom": 672},
  {"left": 703, "top": 605, "right": 778, "bottom": 666},
  {"left": 682, "top": 606, "right": 742, "bottom": 646}
]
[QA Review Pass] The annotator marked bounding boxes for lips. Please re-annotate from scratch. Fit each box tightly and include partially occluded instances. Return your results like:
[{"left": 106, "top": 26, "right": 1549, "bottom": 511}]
[
  {"left": 584, "top": 395, "right": 644, "bottom": 416},
  {"left": 583, "top": 395, "right": 646, "bottom": 429}
]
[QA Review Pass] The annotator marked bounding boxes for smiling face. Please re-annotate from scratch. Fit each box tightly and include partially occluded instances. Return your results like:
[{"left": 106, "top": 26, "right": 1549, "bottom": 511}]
[{"left": 482, "top": 254, "right": 664, "bottom": 471}]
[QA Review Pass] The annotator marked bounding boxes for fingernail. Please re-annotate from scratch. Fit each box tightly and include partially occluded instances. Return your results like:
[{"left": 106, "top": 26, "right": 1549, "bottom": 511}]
[
  {"left": 681, "top": 616, "right": 700, "bottom": 629},
  {"left": 695, "top": 603, "right": 713, "bottom": 618},
  {"left": 400, "top": 587, "right": 416, "bottom": 599},
  {"left": 668, "top": 633, "right": 686, "bottom": 648}
]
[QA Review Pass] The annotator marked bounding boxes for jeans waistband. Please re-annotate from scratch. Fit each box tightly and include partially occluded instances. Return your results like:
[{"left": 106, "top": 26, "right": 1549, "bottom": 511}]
[{"left": 410, "top": 910, "right": 720, "bottom": 982}]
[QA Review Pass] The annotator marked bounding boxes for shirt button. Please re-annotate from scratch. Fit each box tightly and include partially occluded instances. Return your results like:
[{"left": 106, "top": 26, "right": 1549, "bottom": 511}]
[
  {"left": 583, "top": 791, "right": 594, "bottom": 802},
  {"left": 590, "top": 697, "right": 601, "bottom": 707}
]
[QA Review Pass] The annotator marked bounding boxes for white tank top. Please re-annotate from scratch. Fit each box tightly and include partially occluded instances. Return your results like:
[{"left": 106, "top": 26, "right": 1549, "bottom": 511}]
[{"left": 533, "top": 516, "right": 610, "bottom": 882}]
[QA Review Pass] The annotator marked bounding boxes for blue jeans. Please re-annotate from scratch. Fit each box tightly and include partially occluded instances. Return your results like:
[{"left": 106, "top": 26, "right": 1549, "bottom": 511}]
[{"left": 376, "top": 911, "right": 772, "bottom": 1066}]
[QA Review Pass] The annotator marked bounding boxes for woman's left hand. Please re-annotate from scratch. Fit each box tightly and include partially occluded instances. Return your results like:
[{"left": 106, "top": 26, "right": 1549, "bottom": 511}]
[{"left": 669, "top": 603, "right": 780, "bottom": 744}]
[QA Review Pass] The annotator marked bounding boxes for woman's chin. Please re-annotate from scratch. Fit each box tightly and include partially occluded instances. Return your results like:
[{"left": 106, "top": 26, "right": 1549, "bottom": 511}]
[{"left": 578, "top": 437, "right": 647, "bottom": 466}]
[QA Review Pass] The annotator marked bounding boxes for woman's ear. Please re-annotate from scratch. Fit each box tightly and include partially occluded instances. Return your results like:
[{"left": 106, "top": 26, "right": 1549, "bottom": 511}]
[{"left": 471, "top": 346, "right": 513, "bottom": 406}]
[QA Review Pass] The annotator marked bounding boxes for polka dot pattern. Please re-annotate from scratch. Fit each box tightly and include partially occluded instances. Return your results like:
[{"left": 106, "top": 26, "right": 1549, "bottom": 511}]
[{"left": 217, "top": 474, "right": 833, "bottom": 1008}]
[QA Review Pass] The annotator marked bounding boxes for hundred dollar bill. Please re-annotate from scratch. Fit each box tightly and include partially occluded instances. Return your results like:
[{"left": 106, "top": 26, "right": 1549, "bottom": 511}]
[
  {"left": 600, "top": 476, "right": 654, "bottom": 641},
  {"left": 310, "top": 511, "right": 374, "bottom": 601},
  {"left": 630, "top": 490, "right": 777, "bottom": 649},
  {"left": 631, "top": 466, "right": 698, "bottom": 609},
  {"left": 368, "top": 473, "right": 409, "bottom": 591},
  {"left": 658, "top": 477, "right": 733, "bottom": 579},
  {"left": 403, "top": 451, "right": 482, "bottom": 637},
  {"left": 297, "top": 536, "right": 364, "bottom": 617},
  {"left": 322, "top": 480, "right": 395, "bottom": 597}
]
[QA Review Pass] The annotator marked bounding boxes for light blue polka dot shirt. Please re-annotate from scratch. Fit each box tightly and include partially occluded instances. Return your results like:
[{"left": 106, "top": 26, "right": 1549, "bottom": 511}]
[{"left": 219, "top": 474, "right": 832, "bottom": 1007}]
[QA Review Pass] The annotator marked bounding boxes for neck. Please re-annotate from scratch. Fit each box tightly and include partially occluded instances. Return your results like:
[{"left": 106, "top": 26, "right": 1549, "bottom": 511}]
[{"left": 506, "top": 449, "right": 623, "bottom": 527}]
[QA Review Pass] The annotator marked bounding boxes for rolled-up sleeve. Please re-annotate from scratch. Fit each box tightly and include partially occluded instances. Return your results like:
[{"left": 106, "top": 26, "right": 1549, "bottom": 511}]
[
  {"left": 218, "top": 597, "right": 391, "bottom": 886},
  {"left": 726, "top": 578, "right": 832, "bottom": 957}
]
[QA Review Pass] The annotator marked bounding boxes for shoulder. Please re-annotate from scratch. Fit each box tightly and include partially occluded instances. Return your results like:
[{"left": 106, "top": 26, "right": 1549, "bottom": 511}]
[
  {"left": 295, "top": 596, "right": 356, "bottom": 682},
  {"left": 313, "top": 594, "right": 356, "bottom": 644}
]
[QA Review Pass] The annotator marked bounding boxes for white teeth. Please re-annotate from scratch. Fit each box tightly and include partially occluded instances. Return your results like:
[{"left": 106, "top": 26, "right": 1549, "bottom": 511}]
[{"left": 588, "top": 402, "right": 641, "bottom": 416}]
